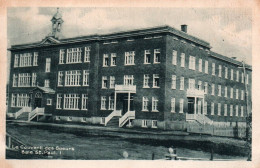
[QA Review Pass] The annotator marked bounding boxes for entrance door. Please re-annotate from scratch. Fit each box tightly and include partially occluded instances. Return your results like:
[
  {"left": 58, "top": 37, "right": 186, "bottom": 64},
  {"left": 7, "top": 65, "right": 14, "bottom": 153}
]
[
  {"left": 188, "top": 98, "right": 194, "bottom": 114},
  {"left": 34, "top": 98, "right": 42, "bottom": 108}
]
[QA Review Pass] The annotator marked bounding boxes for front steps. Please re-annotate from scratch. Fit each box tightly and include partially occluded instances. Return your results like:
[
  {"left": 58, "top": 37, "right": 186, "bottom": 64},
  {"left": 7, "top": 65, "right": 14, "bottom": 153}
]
[
  {"left": 16, "top": 112, "right": 30, "bottom": 121},
  {"left": 106, "top": 117, "right": 120, "bottom": 127}
]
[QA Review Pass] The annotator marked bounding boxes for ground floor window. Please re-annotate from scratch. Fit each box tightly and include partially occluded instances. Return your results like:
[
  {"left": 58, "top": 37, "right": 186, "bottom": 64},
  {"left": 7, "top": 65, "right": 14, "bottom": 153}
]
[
  {"left": 64, "top": 94, "right": 80, "bottom": 110},
  {"left": 101, "top": 96, "right": 106, "bottom": 110},
  {"left": 179, "top": 99, "right": 184, "bottom": 113},
  {"left": 47, "top": 99, "right": 52, "bottom": 105},
  {"left": 108, "top": 96, "right": 114, "bottom": 110},
  {"left": 152, "top": 120, "right": 157, "bottom": 128},
  {"left": 142, "top": 97, "right": 148, "bottom": 111},
  {"left": 56, "top": 94, "right": 62, "bottom": 109},
  {"left": 142, "top": 120, "right": 148, "bottom": 127},
  {"left": 152, "top": 97, "right": 158, "bottom": 112},
  {"left": 82, "top": 94, "right": 88, "bottom": 110},
  {"left": 171, "top": 98, "right": 175, "bottom": 113},
  {"left": 13, "top": 93, "right": 30, "bottom": 107}
]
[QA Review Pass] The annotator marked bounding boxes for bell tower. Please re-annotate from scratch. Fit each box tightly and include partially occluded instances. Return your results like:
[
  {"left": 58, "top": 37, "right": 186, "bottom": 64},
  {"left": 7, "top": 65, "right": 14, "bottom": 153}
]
[{"left": 50, "top": 8, "right": 64, "bottom": 39}]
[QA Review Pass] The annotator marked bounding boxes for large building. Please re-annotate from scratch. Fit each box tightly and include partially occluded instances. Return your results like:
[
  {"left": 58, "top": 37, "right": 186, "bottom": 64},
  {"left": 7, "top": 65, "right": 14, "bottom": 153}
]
[{"left": 7, "top": 9, "right": 252, "bottom": 132}]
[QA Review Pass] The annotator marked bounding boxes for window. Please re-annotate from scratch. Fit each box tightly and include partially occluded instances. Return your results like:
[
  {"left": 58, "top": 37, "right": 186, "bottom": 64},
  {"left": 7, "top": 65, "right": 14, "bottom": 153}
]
[
  {"left": 33, "top": 52, "right": 38, "bottom": 66},
  {"left": 212, "top": 63, "right": 215, "bottom": 75},
  {"left": 180, "top": 77, "right": 184, "bottom": 90},
  {"left": 11, "top": 94, "right": 16, "bottom": 107},
  {"left": 125, "top": 51, "right": 135, "bottom": 65},
  {"left": 143, "top": 74, "right": 149, "bottom": 88},
  {"left": 154, "top": 49, "right": 160, "bottom": 63},
  {"left": 111, "top": 53, "right": 117, "bottom": 66},
  {"left": 66, "top": 48, "right": 82, "bottom": 63},
  {"left": 181, "top": 53, "right": 185, "bottom": 67},
  {"left": 211, "top": 103, "right": 214, "bottom": 115},
  {"left": 152, "top": 120, "right": 158, "bottom": 128},
  {"left": 47, "top": 99, "right": 52, "bottom": 105},
  {"left": 64, "top": 94, "right": 80, "bottom": 110},
  {"left": 225, "top": 67, "right": 228, "bottom": 79},
  {"left": 230, "top": 105, "right": 233, "bottom": 116},
  {"left": 19, "top": 53, "right": 32, "bottom": 67},
  {"left": 32, "top": 73, "right": 37, "bottom": 87},
  {"left": 189, "top": 78, "right": 195, "bottom": 90},
  {"left": 83, "top": 70, "right": 89, "bottom": 86},
  {"left": 211, "top": 84, "right": 215, "bottom": 95},
  {"left": 231, "top": 69, "right": 234, "bottom": 80},
  {"left": 44, "top": 79, "right": 50, "bottom": 87},
  {"left": 110, "top": 76, "right": 115, "bottom": 88},
  {"left": 142, "top": 120, "right": 148, "bottom": 127},
  {"left": 84, "top": 47, "right": 91, "bottom": 62},
  {"left": 246, "top": 74, "right": 249, "bottom": 84},
  {"left": 59, "top": 49, "right": 65, "bottom": 64},
  {"left": 198, "top": 81, "right": 202, "bottom": 90},
  {"left": 124, "top": 75, "right": 134, "bottom": 86},
  {"left": 235, "top": 105, "right": 238, "bottom": 116},
  {"left": 189, "top": 56, "right": 196, "bottom": 70},
  {"left": 14, "top": 54, "right": 19, "bottom": 67},
  {"left": 144, "top": 50, "right": 151, "bottom": 64},
  {"left": 103, "top": 54, "right": 109, "bottom": 67},
  {"left": 16, "top": 94, "right": 30, "bottom": 107},
  {"left": 12, "top": 74, "right": 18, "bottom": 87},
  {"left": 45, "top": 58, "right": 51, "bottom": 72},
  {"left": 153, "top": 74, "right": 160, "bottom": 88},
  {"left": 205, "top": 61, "right": 208, "bottom": 74},
  {"left": 218, "top": 65, "right": 222, "bottom": 77},
  {"left": 171, "top": 75, "right": 176, "bottom": 89},
  {"left": 241, "top": 90, "right": 244, "bottom": 100},
  {"left": 171, "top": 98, "right": 175, "bottom": 112},
  {"left": 218, "top": 103, "right": 221, "bottom": 116},
  {"left": 58, "top": 71, "right": 64, "bottom": 86},
  {"left": 18, "top": 73, "right": 31, "bottom": 87},
  {"left": 199, "top": 59, "right": 202, "bottom": 72},
  {"left": 142, "top": 97, "right": 148, "bottom": 111},
  {"left": 179, "top": 99, "right": 184, "bottom": 113},
  {"left": 241, "top": 106, "right": 244, "bottom": 117},
  {"left": 236, "top": 89, "right": 239, "bottom": 99},
  {"left": 56, "top": 94, "right": 62, "bottom": 109},
  {"left": 65, "top": 70, "right": 81, "bottom": 86},
  {"left": 198, "top": 101, "right": 202, "bottom": 114},
  {"left": 101, "top": 96, "right": 106, "bottom": 110},
  {"left": 102, "top": 76, "right": 108, "bottom": 88},
  {"left": 230, "top": 87, "right": 233, "bottom": 99},
  {"left": 108, "top": 96, "right": 114, "bottom": 110},
  {"left": 204, "top": 82, "right": 208, "bottom": 94},
  {"left": 218, "top": 85, "right": 221, "bottom": 97},
  {"left": 82, "top": 94, "right": 88, "bottom": 110},
  {"left": 241, "top": 72, "right": 244, "bottom": 83},
  {"left": 203, "top": 101, "right": 207, "bottom": 115},
  {"left": 152, "top": 97, "right": 158, "bottom": 112},
  {"left": 224, "top": 104, "right": 227, "bottom": 116},
  {"left": 236, "top": 70, "right": 239, "bottom": 82},
  {"left": 172, "top": 50, "right": 177, "bottom": 65},
  {"left": 224, "top": 86, "right": 227, "bottom": 97}
]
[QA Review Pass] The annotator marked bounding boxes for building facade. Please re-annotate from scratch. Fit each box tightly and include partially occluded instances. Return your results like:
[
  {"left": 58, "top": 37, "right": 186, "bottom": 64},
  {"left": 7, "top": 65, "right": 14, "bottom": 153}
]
[{"left": 7, "top": 10, "right": 252, "bottom": 131}]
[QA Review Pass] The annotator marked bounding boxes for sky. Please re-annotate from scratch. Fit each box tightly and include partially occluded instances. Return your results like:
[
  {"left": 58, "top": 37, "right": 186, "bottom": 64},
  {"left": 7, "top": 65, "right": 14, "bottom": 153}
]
[{"left": 7, "top": 7, "right": 252, "bottom": 65}]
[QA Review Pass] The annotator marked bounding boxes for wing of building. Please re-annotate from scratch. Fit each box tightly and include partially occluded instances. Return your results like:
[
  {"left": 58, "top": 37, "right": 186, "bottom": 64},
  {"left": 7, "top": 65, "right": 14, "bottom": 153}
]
[{"left": 7, "top": 9, "right": 252, "bottom": 136}]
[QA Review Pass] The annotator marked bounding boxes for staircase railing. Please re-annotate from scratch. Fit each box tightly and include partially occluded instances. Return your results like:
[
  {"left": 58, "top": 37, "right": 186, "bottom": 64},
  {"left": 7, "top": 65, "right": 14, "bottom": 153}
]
[
  {"left": 186, "top": 113, "right": 213, "bottom": 125},
  {"left": 119, "top": 111, "right": 135, "bottom": 127},
  {"left": 104, "top": 110, "right": 121, "bottom": 126},
  {"left": 15, "top": 107, "right": 32, "bottom": 119},
  {"left": 28, "top": 107, "right": 45, "bottom": 121}
]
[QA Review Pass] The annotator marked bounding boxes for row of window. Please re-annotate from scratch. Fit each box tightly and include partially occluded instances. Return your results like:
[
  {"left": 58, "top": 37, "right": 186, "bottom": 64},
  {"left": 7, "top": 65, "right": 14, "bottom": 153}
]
[
  {"left": 58, "top": 70, "right": 89, "bottom": 87},
  {"left": 14, "top": 52, "right": 38, "bottom": 68},
  {"left": 56, "top": 94, "right": 88, "bottom": 110},
  {"left": 142, "top": 120, "right": 158, "bottom": 128},
  {"left": 59, "top": 47, "right": 90, "bottom": 64},
  {"left": 11, "top": 93, "right": 30, "bottom": 107},
  {"left": 13, "top": 73, "right": 37, "bottom": 87},
  {"left": 172, "top": 50, "right": 249, "bottom": 84}
]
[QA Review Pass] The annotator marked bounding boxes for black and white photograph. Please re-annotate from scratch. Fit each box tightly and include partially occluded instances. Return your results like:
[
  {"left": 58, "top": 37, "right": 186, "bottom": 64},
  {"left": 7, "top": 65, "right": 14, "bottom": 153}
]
[{"left": 1, "top": 1, "right": 260, "bottom": 167}]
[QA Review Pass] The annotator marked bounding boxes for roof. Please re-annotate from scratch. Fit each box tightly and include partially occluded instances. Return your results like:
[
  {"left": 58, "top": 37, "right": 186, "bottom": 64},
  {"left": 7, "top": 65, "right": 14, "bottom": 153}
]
[{"left": 30, "top": 87, "right": 56, "bottom": 94}]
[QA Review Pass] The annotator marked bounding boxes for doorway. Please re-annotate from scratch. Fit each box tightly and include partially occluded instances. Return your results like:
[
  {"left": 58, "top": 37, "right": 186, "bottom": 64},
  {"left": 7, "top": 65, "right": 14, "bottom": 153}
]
[
  {"left": 188, "top": 98, "right": 194, "bottom": 114},
  {"left": 34, "top": 98, "right": 42, "bottom": 108}
]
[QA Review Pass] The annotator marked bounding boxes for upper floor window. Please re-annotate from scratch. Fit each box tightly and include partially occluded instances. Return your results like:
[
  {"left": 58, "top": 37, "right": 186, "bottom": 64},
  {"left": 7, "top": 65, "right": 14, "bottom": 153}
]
[
  {"left": 12, "top": 74, "right": 18, "bottom": 87},
  {"left": 205, "top": 61, "right": 208, "bottom": 74},
  {"left": 110, "top": 76, "right": 115, "bottom": 88},
  {"left": 189, "top": 56, "right": 196, "bottom": 70},
  {"left": 171, "top": 98, "right": 175, "bottom": 113},
  {"left": 171, "top": 75, "right": 176, "bottom": 89},
  {"left": 236, "top": 70, "right": 239, "bottom": 82},
  {"left": 44, "top": 79, "right": 50, "bottom": 87},
  {"left": 83, "top": 70, "right": 89, "bottom": 86},
  {"left": 45, "top": 58, "right": 51, "bottom": 72},
  {"left": 188, "top": 78, "right": 195, "bottom": 90},
  {"left": 18, "top": 73, "right": 31, "bottom": 87},
  {"left": 218, "top": 103, "right": 221, "bottom": 116},
  {"left": 58, "top": 71, "right": 64, "bottom": 86},
  {"left": 64, "top": 94, "right": 80, "bottom": 110},
  {"left": 224, "top": 86, "right": 227, "bottom": 97},
  {"left": 199, "top": 59, "right": 202, "bottom": 72},
  {"left": 65, "top": 70, "right": 81, "bottom": 86},
  {"left": 153, "top": 74, "right": 160, "bottom": 88},
  {"left": 154, "top": 49, "right": 160, "bottom": 63},
  {"left": 181, "top": 53, "right": 185, "bottom": 67},
  {"left": 218, "top": 65, "right": 222, "bottom": 77},
  {"left": 231, "top": 69, "right": 234, "bottom": 80},
  {"left": 211, "top": 102, "right": 214, "bottom": 115},
  {"left": 241, "top": 72, "right": 244, "bottom": 83},
  {"left": 32, "top": 73, "right": 37, "bottom": 87},
  {"left": 124, "top": 75, "right": 134, "bottom": 86},
  {"left": 125, "top": 51, "right": 135, "bottom": 65},
  {"left": 101, "top": 96, "right": 106, "bottom": 110},
  {"left": 225, "top": 67, "right": 228, "bottom": 79},
  {"left": 246, "top": 74, "right": 249, "bottom": 84},
  {"left": 198, "top": 81, "right": 202, "bottom": 90},
  {"left": 236, "top": 89, "right": 239, "bottom": 99},
  {"left": 211, "top": 84, "right": 215, "bottom": 95},
  {"left": 241, "top": 90, "right": 244, "bottom": 100},
  {"left": 152, "top": 97, "right": 159, "bottom": 112},
  {"left": 180, "top": 77, "right": 184, "bottom": 90},
  {"left": 82, "top": 94, "right": 88, "bottom": 110},
  {"left": 143, "top": 74, "right": 150, "bottom": 88},
  {"left": 172, "top": 50, "right": 177, "bottom": 65},
  {"left": 241, "top": 106, "right": 244, "bottom": 117},
  {"left": 212, "top": 63, "right": 215, "bottom": 76},
  {"left": 224, "top": 104, "right": 227, "bottom": 116},
  {"left": 235, "top": 105, "right": 239, "bottom": 116},
  {"left": 218, "top": 85, "right": 222, "bottom": 97},
  {"left": 67, "top": 48, "right": 82, "bottom": 63},
  {"left": 204, "top": 82, "right": 208, "bottom": 94},
  {"left": 84, "top": 46, "right": 91, "bottom": 62},
  {"left": 230, "top": 105, "right": 233, "bottom": 116},
  {"left": 144, "top": 50, "right": 151, "bottom": 64},
  {"left": 20, "top": 53, "right": 32, "bottom": 67},
  {"left": 230, "top": 87, "right": 234, "bottom": 99},
  {"left": 111, "top": 53, "right": 117, "bottom": 66},
  {"left": 33, "top": 52, "right": 38, "bottom": 66},
  {"left": 59, "top": 49, "right": 65, "bottom": 64},
  {"left": 203, "top": 101, "right": 207, "bottom": 115},
  {"left": 14, "top": 54, "right": 19, "bottom": 67},
  {"left": 179, "top": 99, "right": 184, "bottom": 113},
  {"left": 103, "top": 54, "right": 109, "bottom": 67},
  {"left": 102, "top": 76, "right": 108, "bottom": 88},
  {"left": 142, "top": 97, "right": 149, "bottom": 111}
]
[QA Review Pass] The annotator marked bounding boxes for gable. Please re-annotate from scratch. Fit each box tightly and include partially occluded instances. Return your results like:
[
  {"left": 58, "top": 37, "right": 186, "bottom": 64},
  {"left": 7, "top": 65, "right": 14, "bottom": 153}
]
[{"left": 40, "top": 36, "right": 61, "bottom": 45}]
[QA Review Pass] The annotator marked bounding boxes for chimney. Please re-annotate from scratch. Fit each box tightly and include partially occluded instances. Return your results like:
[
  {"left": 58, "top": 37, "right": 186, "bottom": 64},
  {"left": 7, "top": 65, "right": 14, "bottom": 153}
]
[{"left": 181, "top": 24, "right": 187, "bottom": 33}]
